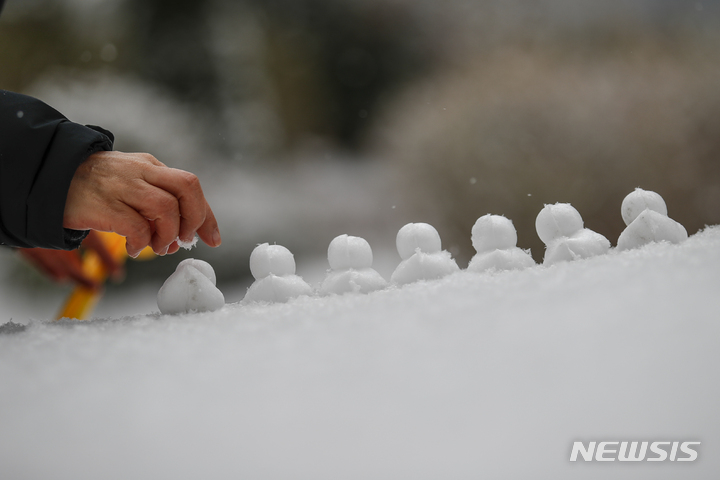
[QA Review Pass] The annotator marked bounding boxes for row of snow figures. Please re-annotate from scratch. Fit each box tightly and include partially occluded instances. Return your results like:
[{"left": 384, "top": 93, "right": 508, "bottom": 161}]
[{"left": 157, "top": 188, "right": 687, "bottom": 314}]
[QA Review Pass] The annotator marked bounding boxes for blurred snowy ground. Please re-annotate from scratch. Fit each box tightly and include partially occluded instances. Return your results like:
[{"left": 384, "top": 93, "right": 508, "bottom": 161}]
[{"left": 1, "top": 227, "right": 719, "bottom": 479}]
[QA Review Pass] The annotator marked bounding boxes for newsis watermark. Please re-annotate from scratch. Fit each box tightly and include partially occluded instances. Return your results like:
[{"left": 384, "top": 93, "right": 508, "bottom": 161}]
[{"left": 570, "top": 441, "right": 700, "bottom": 462}]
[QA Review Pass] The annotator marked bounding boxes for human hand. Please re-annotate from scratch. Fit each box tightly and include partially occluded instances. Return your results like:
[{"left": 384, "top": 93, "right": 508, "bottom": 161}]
[
  {"left": 18, "top": 231, "right": 124, "bottom": 289},
  {"left": 63, "top": 151, "right": 221, "bottom": 257}
]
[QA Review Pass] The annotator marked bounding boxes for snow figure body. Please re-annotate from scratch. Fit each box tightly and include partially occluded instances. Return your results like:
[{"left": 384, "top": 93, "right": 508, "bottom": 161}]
[
  {"left": 467, "top": 214, "right": 535, "bottom": 272},
  {"left": 243, "top": 243, "right": 313, "bottom": 303},
  {"left": 320, "top": 234, "right": 387, "bottom": 295},
  {"left": 157, "top": 258, "right": 225, "bottom": 315},
  {"left": 536, "top": 203, "right": 610, "bottom": 266},
  {"left": 617, "top": 188, "right": 688, "bottom": 251},
  {"left": 391, "top": 223, "right": 459, "bottom": 285}
]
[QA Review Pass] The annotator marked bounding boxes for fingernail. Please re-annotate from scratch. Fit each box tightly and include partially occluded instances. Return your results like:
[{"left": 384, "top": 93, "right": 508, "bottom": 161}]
[
  {"left": 160, "top": 245, "right": 169, "bottom": 256},
  {"left": 126, "top": 240, "right": 141, "bottom": 258},
  {"left": 212, "top": 228, "right": 222, "bottom": 246}
]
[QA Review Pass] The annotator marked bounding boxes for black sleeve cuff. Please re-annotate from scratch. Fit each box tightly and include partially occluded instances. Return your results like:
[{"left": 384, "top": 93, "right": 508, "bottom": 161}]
[{"left": 63, "top": 228, "right": 90, "bottom": 250}]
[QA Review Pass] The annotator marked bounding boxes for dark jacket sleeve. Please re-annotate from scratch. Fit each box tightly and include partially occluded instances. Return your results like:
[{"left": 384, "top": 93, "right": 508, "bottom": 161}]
[{"left": 0, "top": 90, "right": 114, "bottom": 249}]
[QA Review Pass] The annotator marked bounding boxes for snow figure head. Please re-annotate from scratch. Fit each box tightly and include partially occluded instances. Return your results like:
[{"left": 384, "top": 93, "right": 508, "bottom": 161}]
[
  {"left": 177, "top": 258, "right": 216, "bottom": 285},
  {"left": 396, "top": 223, "right": 442, "bottom": 260},
  {"left": 621, "top": 188, "right": 668, "bottom": 226},
  {"left": 249, "top": 243, "right": 296, "bottom": 280},
  {"left": 471, "top": 214, "right": 518, "bottom": 254},
  {"left": 535, "top": 203, "right": 584, "bottom": 244},
  {"left": 328, "top": 234, "right": 373, "bottom": 270},
  {"left": 157, "top": 259, "right": 224, "bottom": 315}
]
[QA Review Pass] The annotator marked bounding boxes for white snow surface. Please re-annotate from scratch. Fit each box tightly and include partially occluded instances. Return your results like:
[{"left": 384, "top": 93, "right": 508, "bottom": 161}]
[{"left": 2, "top": 226, "right": 720, "bottom": 479}]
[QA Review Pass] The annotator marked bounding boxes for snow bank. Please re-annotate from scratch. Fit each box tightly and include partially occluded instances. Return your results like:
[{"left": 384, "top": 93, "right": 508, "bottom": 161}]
[{"left": 2, "top": 227, "right": 720, "bottom": 479}]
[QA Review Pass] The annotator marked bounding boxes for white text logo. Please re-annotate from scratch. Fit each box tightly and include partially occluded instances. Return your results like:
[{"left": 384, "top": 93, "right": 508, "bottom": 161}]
[{"left": 569, "top": 441, "right": 700, "bottom": 462}]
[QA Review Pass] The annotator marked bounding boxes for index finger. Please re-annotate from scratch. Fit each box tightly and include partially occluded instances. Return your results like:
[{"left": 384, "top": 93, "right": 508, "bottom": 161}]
[
  {"left": 196, "top": 199, "right": 221, "bottom": 248},
  {"left": 142, "top": 167, "right": 221, "bottom": 247}
]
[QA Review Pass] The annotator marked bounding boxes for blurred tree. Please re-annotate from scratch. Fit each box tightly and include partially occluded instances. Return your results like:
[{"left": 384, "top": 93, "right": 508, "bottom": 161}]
[
  {"left": 256, "top": 0, "right": 433, "bottom": 149},
  {"left": 125, "top": 0, "right": 219, "bottom": 107},
  {"left": 0, "top": 3, "right": 111, "bottom": 92},
  {"left": 121, "top": 0, "right": 435, "bottom": 154}
]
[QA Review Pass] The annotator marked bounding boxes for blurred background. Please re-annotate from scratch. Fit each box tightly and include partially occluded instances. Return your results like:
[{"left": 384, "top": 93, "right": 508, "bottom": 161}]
[{"left": 1, "top": 0, "right": 720, "bottom": 317}]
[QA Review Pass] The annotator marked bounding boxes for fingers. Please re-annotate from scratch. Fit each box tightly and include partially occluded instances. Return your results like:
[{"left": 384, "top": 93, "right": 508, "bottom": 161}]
[
  {"left": 196, "top": 199, "right": 222, "bottom": 247},
  {"left": 63, "top": 150, "right": 221, "bottom": 255},
  {"left": 124, "top": 186, "right": 181, "bottom": 255},
  {"left": 142, "top": 167, "right": 221, "bottom": 247},
  {"left": 107, "top": 204, "right": 154, "bottom": 258},
  {"left": 167, "top": 240, "right": 180, "bottom": 255}
]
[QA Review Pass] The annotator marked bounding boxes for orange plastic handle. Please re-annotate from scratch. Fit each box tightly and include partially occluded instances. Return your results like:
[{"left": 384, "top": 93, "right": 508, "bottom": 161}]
[{"left": 55, "top": 232, "right": 154, "bottom": 320}]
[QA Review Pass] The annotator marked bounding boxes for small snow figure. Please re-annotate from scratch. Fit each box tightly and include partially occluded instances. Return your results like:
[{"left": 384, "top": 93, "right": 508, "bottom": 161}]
[
  {"left": 617, "top": 188, "right": 688, "bottom": 251},
  {"left": 390, "top": 222, "right": 459, "bottom": 285},
  {"left": 535, "top": 203, "right": 610, "bottom": 265},
  {"left": 319, "top": 234, "right": 387, "bottom": 295},
  {"left": 243, "top": 243, "right": 313, "bottom": 303},
  {"left": 157, "top": 258, "right": 225, "bottom": 315},
  {"left": 467, "top": 214, "right": 535, "bottom": 272}
]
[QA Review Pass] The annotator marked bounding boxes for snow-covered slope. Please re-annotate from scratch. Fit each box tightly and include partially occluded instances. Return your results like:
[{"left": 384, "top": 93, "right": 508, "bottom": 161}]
[{"left": 2, "top": 227, "right": 719, "bottom": 479}]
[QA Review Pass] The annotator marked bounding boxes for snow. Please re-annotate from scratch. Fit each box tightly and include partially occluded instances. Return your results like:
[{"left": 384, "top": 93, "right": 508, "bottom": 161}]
[
  {"left": 176, "top": 235, "right": 199, "bottom": 251},
  {"left": 249, "top": 243, "right": 297, "bottom": 279},
  {"left": 243, "top": 273, "right": 314, "bottom": 304},
  {"left": 618, "top": 189, "right": 688, "bottom": 251},
  {"left": 537, "top": 203, "right": 611, "bottom": 265},
  {"left": 319, "top": 267, "right": 387, "bottom": 296},
  {"left": 621, "top": 188, "right": 668, "bottom": 225},
  {"left": 391, "top": 223, "right": 460, "bottom": 285},
  {"left": 390, "top": 248, "right": 460, "bottom": 286},
  {"left": 618, "top": 209, "right": 688, "bottom": 251},
  {"left": 468, "top": 214, "right": 535, "bottom": 272},
  {"left": 327, "top": 234, "right": 374, "bottom": 270},
  {"left": 244, "top": 244, "right": 313, "bottom": 303},
  {"left": 470, "top": 214, "right": 518, "bottom": 252},
  {"left": 177, "top": 258, "right": 217, "bottom": 286},
  {"left": 543, "top": 228, "right": 612, "bottom": 265},
  {"left": 2, "top": 226, "right": 720, "bottom": 479},
  {"left": 467, "top": 246, "right": 535, "bottom": 273},
  {"left": 396, "top": 222, "right": 443, "bottom": 260},
  {"left": 321, "top": 235, "right": 387, "bottom": 295},
  {"left": 536, "top": 202, "right": 585, "bottom": 244},
  {"left": 156, "top": 259, "right": 224, "bottom": 315}
]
